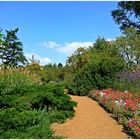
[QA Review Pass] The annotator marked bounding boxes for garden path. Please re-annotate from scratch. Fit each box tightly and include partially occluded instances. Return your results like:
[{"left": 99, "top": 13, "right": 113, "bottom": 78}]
[{"left": 52, "top": 95, "right": 129, "bottom": 139}]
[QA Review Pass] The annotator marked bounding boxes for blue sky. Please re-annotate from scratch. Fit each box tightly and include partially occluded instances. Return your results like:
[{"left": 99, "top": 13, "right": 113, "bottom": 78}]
[{"left": 0, "top": 1, "right": 121, "bottom": 65}]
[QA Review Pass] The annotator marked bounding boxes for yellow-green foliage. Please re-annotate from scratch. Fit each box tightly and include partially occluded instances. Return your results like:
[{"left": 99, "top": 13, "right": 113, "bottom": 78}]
[
  {"left": 26, "top": 62, "right": 48, "bottom": 83},
  {"left": 0, "top": 67, "right": 41, "bottom": 94}
]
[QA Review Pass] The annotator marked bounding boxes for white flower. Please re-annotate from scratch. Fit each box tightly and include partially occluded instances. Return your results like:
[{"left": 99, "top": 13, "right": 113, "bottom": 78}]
[
  {"left": 99, "top": 91, "right": 106, "bottom": 97},
  {"left": 124, "top": 90, "right": 128, "bottom": 93},
  {"left": 120, "top": 99, "right": 126, "bottom": 106},
  {"left": 115, "top": 100, "right": 120, "bottom": 106},
  {"left": 115, "top": 99, "right": 126, "bottom": 106}
]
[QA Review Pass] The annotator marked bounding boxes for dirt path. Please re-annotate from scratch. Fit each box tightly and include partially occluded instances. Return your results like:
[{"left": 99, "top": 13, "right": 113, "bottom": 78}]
[{"left": 52, "top": 95, "right": 129, "bottom": 139}]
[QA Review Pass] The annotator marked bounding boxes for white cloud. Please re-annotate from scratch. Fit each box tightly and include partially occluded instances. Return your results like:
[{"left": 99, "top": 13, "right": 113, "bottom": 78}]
[
  {"left": 56, "top": 42, "right": 93, "bottom": 56},
  {"left": 40, "top": 41, "right": 60, "bottom": 48},
  {"left": 40, "top": 41, "right": 93, "bottom": 56},
  {"left": 25, "top": 53, "right": 51, "bottom": 65},
  {"left": 106, "top": 38, "right": 116, "bottom": 42}
]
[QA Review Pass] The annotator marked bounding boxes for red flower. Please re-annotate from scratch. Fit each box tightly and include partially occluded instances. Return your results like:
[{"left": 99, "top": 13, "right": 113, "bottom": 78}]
[
  {"left": 134, "top": 127, "right": 140, "bottom": 134},
  {"left": 125, "top": 99, "right": 138, "bottom": 111}
]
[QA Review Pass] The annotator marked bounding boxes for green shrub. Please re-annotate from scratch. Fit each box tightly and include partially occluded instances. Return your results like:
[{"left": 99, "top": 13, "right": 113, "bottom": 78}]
[
  {"left": 68, "top": 54, "right": 125, "bottom": 96},
  {"left": 0, "top": 68, "right": 77, "bottom": 138},
  {"left": 0, "top": 109, "right": 52, "bottom": 139},
  {"left": 48, "top": 109, "right": 75, "bottom": 123},
  {"left": 30, "top": 84, "right": 77, "bottom": 111}
]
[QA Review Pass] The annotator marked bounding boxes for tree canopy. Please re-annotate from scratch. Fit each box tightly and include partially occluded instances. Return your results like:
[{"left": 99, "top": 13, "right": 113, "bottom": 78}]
[
  {"left": 115, "top": 28, "right": 140, "bottom": 70},
  {"left": 112, "top": 1, "right": 140, "bottom": 32},
  {"left": 0, "top": 28, "right": 27, "bottom": 67},
  {"left": 68, "top": 38, "right": 126, "bottom": 95}
]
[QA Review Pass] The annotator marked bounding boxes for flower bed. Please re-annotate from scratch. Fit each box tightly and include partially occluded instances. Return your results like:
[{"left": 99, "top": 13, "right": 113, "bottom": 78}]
[{"left": 89, "top": 89, "right": 140, "bottom": 138}]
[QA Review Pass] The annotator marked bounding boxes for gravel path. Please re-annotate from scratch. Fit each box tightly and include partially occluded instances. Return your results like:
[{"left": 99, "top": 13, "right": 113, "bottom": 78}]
[{"left": 52, "top": 95, "right": 129, "bottom": 139}]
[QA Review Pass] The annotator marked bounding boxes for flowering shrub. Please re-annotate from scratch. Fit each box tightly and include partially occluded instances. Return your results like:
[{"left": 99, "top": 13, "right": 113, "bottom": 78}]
[{"left": 89, "top": 89, "right": 140, "bottom": 138}]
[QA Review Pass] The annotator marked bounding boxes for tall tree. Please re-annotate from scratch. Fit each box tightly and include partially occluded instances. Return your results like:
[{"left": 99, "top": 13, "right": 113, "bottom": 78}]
[
  {"left": 0, "top": 30, "right": 3, "bottom": 45},
  {"left": 112, "top": 1, "right": 140, "bottom": 32},
  {"left": 115, "top": 28, "right": 140, "bottom": 70},
  {"left": 0, "top": 28, "right": 27, "bottom": 67}
]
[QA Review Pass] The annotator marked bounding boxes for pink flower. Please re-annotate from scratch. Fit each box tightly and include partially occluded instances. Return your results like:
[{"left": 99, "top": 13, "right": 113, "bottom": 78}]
[{"left": 127, "top": 118, "right": 137, "bottom": 128}]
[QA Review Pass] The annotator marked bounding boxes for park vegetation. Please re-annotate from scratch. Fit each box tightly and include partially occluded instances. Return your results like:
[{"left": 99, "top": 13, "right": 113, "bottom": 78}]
[
  {"left": 0, "top": 1, "right": 140, "bottom": 138},
  {"left": 0, "top": 28, "right": 77, "bottom": 138}
]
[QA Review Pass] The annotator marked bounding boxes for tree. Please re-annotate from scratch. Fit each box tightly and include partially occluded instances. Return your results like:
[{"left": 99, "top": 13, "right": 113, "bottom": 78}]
[
  {"left": 94, "top": 37, "right": 109, "bottom": 51},
  {"left": 115, "top": 28, "right": 140, "bottom": 70},
  {"left": 28, "top": 54, "right": 40, "bottom": 64},
  {"left": 0, "top": 28, "right": 27, "bottom": 67},
  {"left": 66, "top": 47, "right": 91, "bottom": 72},
  {"left": 58, "top": 63, "right": 63, "bottom": 68},
  {"left": 68, "top": 39, "right": 125, "bottom": 95},
  {"left": 66, "top": 38, "right": 119, "bottom": 74},
  {"left": 25, "top": 54, "right": 48, "bottom": 83},
  {"left": 0, "top": 30, "right": 3, "bottom": 45},
  {"left": 43, "top": 63, "right": 59, "bottom": 82},
  {"left": 93, "top": 37, "right": 118, "bottom": 56},
  {"left": 112, "top": 1, "right": 140, "bottom": 32}
]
